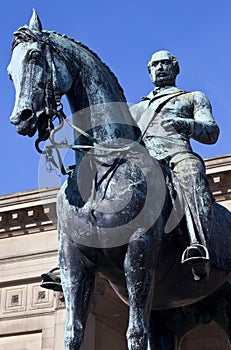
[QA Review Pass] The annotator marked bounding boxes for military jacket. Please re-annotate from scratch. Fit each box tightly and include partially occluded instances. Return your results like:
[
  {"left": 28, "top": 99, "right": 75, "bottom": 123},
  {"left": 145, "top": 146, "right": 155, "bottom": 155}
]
[{"left": 130, "top": 86, "right": 219, "bottom": 161}]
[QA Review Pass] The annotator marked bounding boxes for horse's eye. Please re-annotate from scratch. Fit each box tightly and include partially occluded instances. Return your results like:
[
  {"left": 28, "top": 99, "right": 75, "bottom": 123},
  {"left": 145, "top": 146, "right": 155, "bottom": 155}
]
[{"left": 29, "top": 50, "right": 41, "bottom": 62}]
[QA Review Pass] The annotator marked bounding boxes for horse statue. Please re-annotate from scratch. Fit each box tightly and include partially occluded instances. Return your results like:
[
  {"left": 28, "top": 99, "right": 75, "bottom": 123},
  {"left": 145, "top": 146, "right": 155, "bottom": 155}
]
[{"left": 8, "top": 10, "right": 231, "bottom": 350}]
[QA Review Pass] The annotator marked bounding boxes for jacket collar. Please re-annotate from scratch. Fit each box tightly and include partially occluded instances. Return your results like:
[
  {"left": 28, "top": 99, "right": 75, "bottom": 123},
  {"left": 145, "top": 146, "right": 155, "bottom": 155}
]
[{"left": 142, "top": 86, "right": 181, "bottom": 101}]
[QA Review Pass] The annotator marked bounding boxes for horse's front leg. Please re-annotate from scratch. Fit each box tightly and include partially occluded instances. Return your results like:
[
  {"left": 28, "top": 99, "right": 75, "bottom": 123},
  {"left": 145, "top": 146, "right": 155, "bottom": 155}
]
[
  {"left": 124, "top": 229, "right": 160, "bottom": 350},
  {"left": 59, "top": 234, "right": 95, "bottom": 350}
]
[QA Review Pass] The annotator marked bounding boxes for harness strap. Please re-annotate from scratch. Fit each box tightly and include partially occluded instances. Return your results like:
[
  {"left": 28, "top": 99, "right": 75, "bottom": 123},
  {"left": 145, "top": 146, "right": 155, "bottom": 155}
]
[
  {"left": 45, "top": 45, "right": 62, "bottom": 115},
  {"left": 58, "top": 109, "right": 142, "bottom": 155},
  {"left": 139, "top": 90, "right": 189, "bottom": 139}
]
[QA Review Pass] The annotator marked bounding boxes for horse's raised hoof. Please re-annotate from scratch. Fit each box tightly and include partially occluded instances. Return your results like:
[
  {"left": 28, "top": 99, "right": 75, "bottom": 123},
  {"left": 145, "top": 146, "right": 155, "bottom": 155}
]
[{"left": 181, "top": 244, "right": 210, "bottom": 280}]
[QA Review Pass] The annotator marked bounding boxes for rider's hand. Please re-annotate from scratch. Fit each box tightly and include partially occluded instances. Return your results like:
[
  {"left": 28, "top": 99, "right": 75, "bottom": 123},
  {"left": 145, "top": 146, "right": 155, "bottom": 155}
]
[{"left": 161, "top": 117, "right": 194, "bottom": 136}]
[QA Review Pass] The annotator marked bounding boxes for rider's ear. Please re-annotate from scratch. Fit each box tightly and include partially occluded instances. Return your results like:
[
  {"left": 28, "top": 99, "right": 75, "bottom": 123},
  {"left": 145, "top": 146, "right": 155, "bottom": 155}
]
[{"left": 29, "top": 9, "right": 42, "bottom": 33}]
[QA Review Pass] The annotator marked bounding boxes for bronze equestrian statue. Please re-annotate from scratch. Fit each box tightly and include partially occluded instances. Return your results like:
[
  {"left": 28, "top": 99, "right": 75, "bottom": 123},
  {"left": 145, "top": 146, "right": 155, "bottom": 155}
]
[{"left": 8, "top": 11, "right": 231, "bottom": 349}]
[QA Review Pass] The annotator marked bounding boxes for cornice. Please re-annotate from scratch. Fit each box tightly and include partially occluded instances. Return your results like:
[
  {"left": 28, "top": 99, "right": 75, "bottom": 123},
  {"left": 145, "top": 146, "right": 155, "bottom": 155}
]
[
  {"left": 0, "top": 187, "right": 59, "bottom": 212},
  {"left": 0, "top": 187, "right": 59, "bottom": 236},
  {"left": 205, "top": 156, "right": 231, "bottom": 195},
  {"left": 0, "top": 202, "right": 57, "bottom": 237},
  {"left": 205, "top": 154, "right": 231, "bottom": 174}
]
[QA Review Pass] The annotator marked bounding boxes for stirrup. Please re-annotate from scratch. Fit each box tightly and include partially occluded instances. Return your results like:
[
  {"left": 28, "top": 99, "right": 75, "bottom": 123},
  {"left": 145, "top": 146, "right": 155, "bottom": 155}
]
[
  {"left": 181, "top": 243, "right": 209, "bottom": 265},
  {"left": 40, "top": 267, "right": 63, "bottom": 292}
]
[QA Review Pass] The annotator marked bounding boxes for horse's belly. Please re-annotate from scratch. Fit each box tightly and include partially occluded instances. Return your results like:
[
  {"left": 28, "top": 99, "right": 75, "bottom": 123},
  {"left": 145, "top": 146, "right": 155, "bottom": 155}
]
[
  {"left": 153, "top": 265, "right": 229, "bottom": 310},
  {"left": 106, "top": 241, "right": 229, "bottom": 310},
  {"left": 109, "top": 266, "right": 228, "bottom": 310}
]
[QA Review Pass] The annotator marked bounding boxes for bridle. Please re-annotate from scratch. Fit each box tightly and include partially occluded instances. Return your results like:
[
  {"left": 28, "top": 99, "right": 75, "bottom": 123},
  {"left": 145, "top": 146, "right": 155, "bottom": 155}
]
[{"left": 31, "top": 36, "right": 141, "bottom": 174}]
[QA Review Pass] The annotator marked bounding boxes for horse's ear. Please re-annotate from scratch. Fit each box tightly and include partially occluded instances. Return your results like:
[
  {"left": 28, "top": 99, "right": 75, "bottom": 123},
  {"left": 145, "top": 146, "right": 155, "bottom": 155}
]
[{"left": 29, "top": 9, "right": 42, "bottom": 32}]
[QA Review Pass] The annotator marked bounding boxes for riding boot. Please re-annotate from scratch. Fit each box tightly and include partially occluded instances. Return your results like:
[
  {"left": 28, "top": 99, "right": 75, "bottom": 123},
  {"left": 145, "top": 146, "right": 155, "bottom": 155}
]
[{"left": 180, "top": 199, "right": 211, "bottom": 280}]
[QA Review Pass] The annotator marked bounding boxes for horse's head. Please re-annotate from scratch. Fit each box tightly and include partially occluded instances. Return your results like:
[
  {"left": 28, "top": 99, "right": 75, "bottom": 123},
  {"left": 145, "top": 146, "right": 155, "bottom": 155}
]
[{"left": 8, "top": 10, "right": 73, "bottom": 139}]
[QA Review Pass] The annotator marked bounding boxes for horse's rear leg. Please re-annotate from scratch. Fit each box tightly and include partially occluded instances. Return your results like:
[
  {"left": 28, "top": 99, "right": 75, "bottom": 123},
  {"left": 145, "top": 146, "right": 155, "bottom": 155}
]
[
  {"left": 59, "top": 235, "right": 95, "bottom": 350},
  {"left": 124, "top": 233, "right": 158, "bottom": 350}
]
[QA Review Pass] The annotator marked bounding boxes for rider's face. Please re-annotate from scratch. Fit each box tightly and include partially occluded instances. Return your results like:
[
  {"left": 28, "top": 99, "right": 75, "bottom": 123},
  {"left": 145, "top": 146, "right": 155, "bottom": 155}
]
[{"left": 149, "top": 52, "right": 177, "bottom": 87}]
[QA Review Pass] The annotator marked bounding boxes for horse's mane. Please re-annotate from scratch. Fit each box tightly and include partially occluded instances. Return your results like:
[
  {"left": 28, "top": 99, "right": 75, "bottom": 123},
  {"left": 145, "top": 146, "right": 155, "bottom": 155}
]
[{"left": 12, "top": 26, "right": 126, "bottom": 101}]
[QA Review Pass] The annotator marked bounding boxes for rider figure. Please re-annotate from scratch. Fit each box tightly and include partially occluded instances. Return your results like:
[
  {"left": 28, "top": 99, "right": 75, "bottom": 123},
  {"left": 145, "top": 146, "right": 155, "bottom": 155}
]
[{"left": 130, "top": 50, "right": 220, "bottom": 279}]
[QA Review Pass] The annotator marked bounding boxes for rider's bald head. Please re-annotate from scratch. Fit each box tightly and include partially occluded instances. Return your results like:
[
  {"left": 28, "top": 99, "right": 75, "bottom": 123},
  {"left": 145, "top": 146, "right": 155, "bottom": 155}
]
[{"left": 147, "top": 50, "right": 180, "bottom": 75}]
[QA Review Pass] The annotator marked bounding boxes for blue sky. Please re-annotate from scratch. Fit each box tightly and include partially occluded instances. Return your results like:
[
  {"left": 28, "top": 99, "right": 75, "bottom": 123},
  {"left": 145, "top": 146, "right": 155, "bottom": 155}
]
[{"left": 0, "top": 0, "right": 230, "bottom": 195}]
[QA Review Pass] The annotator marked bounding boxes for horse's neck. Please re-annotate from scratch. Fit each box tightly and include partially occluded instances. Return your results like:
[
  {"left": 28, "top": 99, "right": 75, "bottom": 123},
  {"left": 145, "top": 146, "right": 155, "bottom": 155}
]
[
  {"left": 66, "top": 50, "right": 126, "bottom": 113},
  {"left": 64, "top": 44, "right": 138, "bottom": 144}
]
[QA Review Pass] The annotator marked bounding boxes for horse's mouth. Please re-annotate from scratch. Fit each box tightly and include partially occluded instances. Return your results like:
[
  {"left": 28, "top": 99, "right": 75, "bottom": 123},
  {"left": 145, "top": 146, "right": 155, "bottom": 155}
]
[
  {"left": 16, "top": 121, "right": 37, "bottom": 137},
  {"left": 10, "top": 108, "right": 37, "bottom": 137},
  {"left": 16, "top": 112, "right": 38, "bottom": 137},
  {"left": 14, "top": 108, "right": 51, "bottom": 140}
]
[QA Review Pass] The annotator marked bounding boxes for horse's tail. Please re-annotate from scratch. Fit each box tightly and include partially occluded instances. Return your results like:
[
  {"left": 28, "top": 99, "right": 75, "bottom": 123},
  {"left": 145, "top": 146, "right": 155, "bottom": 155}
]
[{"left": 148, "top": 310, "right": 180, "bottom": 350}]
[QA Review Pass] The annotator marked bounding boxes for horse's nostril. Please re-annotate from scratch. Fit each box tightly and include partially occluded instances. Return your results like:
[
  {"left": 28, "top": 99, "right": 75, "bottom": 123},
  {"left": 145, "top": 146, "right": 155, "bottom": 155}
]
[{"left": 21, "top": 109, "right": 33, "bottom": 121}]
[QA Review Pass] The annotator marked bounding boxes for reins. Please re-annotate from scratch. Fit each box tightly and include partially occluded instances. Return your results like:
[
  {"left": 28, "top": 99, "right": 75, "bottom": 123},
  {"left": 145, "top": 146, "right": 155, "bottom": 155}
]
[
  {"left": 36, "top": 91, "right": 189, "bottom": 176},
  {"left": 35, "top": 104, "right": 143, "bottom": 175}
]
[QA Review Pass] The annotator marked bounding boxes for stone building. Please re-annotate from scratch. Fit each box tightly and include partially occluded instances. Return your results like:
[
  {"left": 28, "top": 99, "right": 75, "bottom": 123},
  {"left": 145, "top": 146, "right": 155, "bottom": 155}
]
[{"left": 0, "top": 154, "right": 230, "bottom": 350}]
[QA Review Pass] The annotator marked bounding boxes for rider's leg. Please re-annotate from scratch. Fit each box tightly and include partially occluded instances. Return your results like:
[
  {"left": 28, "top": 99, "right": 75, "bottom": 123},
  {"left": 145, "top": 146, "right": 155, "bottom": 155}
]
[
  {"left": 124, "top": 227, "right": 161, "bottom": 350},
  {"left": 59, "top": 234, "right": 95, "bottom": 350},
  {"left": 172, "top": 155, "right": 213, "bottom": 271}
]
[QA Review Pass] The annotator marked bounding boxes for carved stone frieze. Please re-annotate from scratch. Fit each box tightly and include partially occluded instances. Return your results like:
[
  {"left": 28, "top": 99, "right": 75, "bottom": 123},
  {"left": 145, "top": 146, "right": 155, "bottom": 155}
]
[
  {"left": 28, "top": 284, "right": 55, "bottom": 311},
  {"left": 0, "top": 283, "right": 55, "bottom": 318},
  {"left": 1, "top": 285, "right": 27, "bottom": 315}
]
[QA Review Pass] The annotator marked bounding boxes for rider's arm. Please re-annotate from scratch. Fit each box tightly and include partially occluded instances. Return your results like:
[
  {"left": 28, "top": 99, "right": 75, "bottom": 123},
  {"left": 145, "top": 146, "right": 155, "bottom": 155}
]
[
  {"left": 192, "top": 91, "right": 220, "bottom": 144},
  {"left": 130, "top": 103, "right": 146, "bottom": 124}
]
